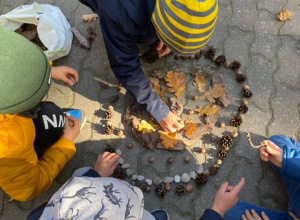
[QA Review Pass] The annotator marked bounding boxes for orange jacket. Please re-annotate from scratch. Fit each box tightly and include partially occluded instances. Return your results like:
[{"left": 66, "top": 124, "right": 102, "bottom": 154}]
[{"left": 0, "top": 114, "right": 75, "bottom": 201}]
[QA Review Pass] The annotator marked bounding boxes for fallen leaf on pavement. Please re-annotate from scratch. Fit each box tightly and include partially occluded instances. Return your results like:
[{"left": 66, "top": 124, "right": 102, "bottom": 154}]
[
  {"left": 138, "top": 120, "right": 157, "bottom": 134},
  {"left": 164, "top": 70, "right": 186, "bottom": 99},
  {"left": 82, "top": 13, "right": 98, "bottom": 23},
  {"left": 194, "top": 104, "right": 219, "bottom": 116},
  {"left": 183, "top": 118, "right": 197, "bottom": 136},
  {"left": 158, "top": 131, "right": 178, "bottom": 149},
  {"left": 193, "top": 72, "right": 206, "bottom": 93},
  {"left": 277, "top": 10, "right": 292, "bottom": 21},
  {"left": 198, "top": 84, "right": 225, "bottom": 103},
  {"left": 212, "top": 77, "right": 230, "bottom": 108}
]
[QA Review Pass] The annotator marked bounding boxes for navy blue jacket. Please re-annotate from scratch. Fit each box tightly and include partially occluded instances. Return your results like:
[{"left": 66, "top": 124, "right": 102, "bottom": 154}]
[{"left": 80, "top": 0, "right": 169, "bottom": 122}]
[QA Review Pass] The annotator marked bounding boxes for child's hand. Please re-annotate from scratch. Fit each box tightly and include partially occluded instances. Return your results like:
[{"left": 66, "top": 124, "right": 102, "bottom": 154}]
[
  {"left": 260, "top": 140, "right": 283, "bottom": 168},
  {"left": 51, "top": 66, "right": 79, "bottom": 86},
  {"left": 242, "top": 210, "right": 270, "bottom": 220},
  {"left": 211, "top": 177, "right": 245, "bottom": 217},
  {"left": 93, "top": 152, "right": 120, "bottom": 177},
  {"left": 62, "top": 116, "right": 81, "bottom": 142},
  {"left": 157, "top": 41, "right": 171, "bottom": 58},
  {"left": 159, "top": 111, "right": 184, "bottom": 133}
]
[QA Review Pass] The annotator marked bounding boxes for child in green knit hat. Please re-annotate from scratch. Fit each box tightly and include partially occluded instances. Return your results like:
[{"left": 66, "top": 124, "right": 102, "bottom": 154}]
[{"left": 0, "top": 26, "right": 84, "bottom": 201}]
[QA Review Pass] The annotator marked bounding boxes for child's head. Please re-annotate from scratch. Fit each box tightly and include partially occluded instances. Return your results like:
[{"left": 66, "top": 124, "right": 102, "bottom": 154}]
[
  {"left": 152, "top": 0, "right": 218, "bottom": 56},
  {"left": 0, "top": 26, "right": 51, "bottom": 114}
]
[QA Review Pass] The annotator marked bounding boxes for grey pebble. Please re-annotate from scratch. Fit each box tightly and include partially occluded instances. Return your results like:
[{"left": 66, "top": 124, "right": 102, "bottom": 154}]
[
  {"left": 164, "top": 177, "right": 174, "bottom": 184},
  {"left": 117, "top": 158, "right": 124, "bottom": 165},
  {"left": 116, "top": 149, "right": 122, "bottom": 156},
  {"left": 145, "top": 179, "right": 152, "bottom": 186},
  {"left": 189, "top": 171, "right": 197, "bottom": 180},
  {"left": 174, "top": 175, "right": 181, "bottom": 183},
  {"left": 180, "top": 173, "right": 191, "bottom": 183},
  {"left": 131, "top": 175, "right": 138, "bottom": 180},
  {"left": 137, "top": 175, "right": 145, "bottom": 181},
  {"left": 153, "top": 177, "right": 163, "bottom": 185},
  {"left": 126, "top": 169, "right": 133, "bottom": 177},
  {"left": 121, "top": 163, "right": 130, "bottom": 169},
  {"left": 196, "top": 164, "right": 204, "bottom": 174}
]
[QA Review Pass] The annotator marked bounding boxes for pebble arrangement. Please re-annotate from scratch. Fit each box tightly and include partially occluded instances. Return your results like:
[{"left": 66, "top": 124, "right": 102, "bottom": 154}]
[{"left": 103, "top": 45, "right": 253, "bottom": 198}]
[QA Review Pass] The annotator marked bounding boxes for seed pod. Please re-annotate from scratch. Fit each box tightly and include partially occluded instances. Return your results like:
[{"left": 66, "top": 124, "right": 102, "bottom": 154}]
[
  {"left": 169, "top": 96, "right": 175, "bottom": 103},
  {"left": 106, "top": 120, "right": 112, "bottom": 126},
  {"left": 117, "top": 85, "right": 122, "bottom": 91},
  {"left": 165, "top": 183, "right": 172, "bottom": 191},
  {"left": 192, "top": 96, "right": 198, "bottom": 101},
  {"left": 187, "top": 109, "right": 194, "bottom": 115},
  {"left": 216, "top": 159, "right": 223, "bottom": 165},
  {"left": 224, "top": 61, "right": 231, "bottom": 68},
  {"left": 106, "top": 140, "right": 112, "bottom": 146},
  {"left": 183, "top": 156, "right": 190, "bottom": 163},
  {"left": 146, "top": 186, "right": 151, "bottom": 193},
  {"left": 127, "top": 143, "right": 133, "bottom": 149},
  {"left": 203, "top": 170, "right": 210, "bottom": 176},
  {"left": 243, "top": 85, "right": 250, "bottom": 90},
  {"left": 167, "top": 157, "right": 173, "bottom": 164},
  {"left": 117, "top": 130, "right": 123, "bottom": 137},
  {"left": 148, "top": 157, "right": 155, "bottom": 164},
  {"left": 231, "top": 131, "right": 238, "bottom": 138},
  {"left": 210, "top": 135, "right": 217, "bottom": 142},
  {"left": 200, "top": 148, "right": 206, "bottom": 154},
  {"left": 186, "top": 184, "right": 193, "bottom": 193}
]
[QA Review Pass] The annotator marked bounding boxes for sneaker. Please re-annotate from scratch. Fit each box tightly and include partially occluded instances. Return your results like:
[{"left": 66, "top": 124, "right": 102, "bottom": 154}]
[
  {"left": 63, "top": 109, "right": 86, "bottom": 130},
  {"left": 150, "top": 209, "right": 169, "bottom": 220}
]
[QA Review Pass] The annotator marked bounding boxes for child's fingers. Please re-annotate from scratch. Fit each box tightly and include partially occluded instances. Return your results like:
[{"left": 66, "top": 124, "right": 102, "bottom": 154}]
[
  {"left": 250, "top": 209, "right": 261, "bottom": 219},
  {"left": 232, "top": 177, "right": 245, "bottom": 196},
  {"left": 261, "top": 211, "right": 270, "bottom": 220},
  {"left": 218, "top": 182, "right": 229, "bottom": 193}
]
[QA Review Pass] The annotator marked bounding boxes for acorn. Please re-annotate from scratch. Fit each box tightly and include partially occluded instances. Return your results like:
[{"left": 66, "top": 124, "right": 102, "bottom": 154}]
[
  {"left": 146, "top": 186, "right": 151, "bottom": 193},
  {"left": 117, "top": 130, "right": 123, "bottom": 137},
  {"left": 165, "top": 183, "right": 172, "bottom": 191},
  {"left": 187, "top": 109, "right": 194, "bottom": 115},
  {"left": 192, "top": 96, "right": 199, "bottom": 101},
  {"left": 169, "top": 96, "right": 175, "bottom": 103},
  {"left": 183, "top": 156, "right": 190, "bottom": 163},
  {"left": 108, "top": 105, "right": 114, "bottom": 112},
  {"left": 127, "top": 143, "right": 133, "bottom": 149},
  {"left": 148, "top": 157, "right": 155, "bottom": 164},
  {"left": 210, "top": 135, "right": 217, "bottom": 142},
  {"left": 219, "top": 122, "right": 226, "bottom": 128},
  {"left": 186, "top": 184, "right": 193, "bottom": 193},
  {"left": 200, "top": 148, "right": 206, "bottom": 154},
  {"left": 216, "top": 159, "right": 223, "bottom": 165},
  {"left": 117, "top": 85, "right": 122, "bottom": 92},
  {"left": 231, "top": 131, "right": 238, "bottom": 138},
  {"left": 243, "top": 85, "right": 250, "bottom": 90},
  {"left": 224, "top": 61, "right": 231, "bottom": 68},
  {"left": 175, "top": 54, "right": 181, "bottom": 60},
  {"left": 203, "top": 170, "right": 210, "bottom": 176},
  {"left": 167, "top": 157, "right": 173, "bottom": 164}
]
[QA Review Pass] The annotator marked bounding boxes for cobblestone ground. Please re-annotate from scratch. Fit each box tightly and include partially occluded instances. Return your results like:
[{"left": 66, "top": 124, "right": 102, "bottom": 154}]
[{"left": 1, "top": 0, "right": 299, "bottom": 219}]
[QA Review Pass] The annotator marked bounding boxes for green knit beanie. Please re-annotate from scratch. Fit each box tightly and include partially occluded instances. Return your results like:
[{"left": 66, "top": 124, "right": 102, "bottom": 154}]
[{"left": 0, "top": 26, "right": 51, "bottom": 114}]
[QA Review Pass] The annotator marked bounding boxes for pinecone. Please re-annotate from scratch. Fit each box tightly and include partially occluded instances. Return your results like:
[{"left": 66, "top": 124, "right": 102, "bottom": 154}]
[
  {"left": 230, "top": 60, "right": 241, "bottom": 70},
  {"left": 237, "top": 74, "right": 247, "bottom": 83},
  {"left": 209, "top": 164, "right": 220, "bottom": 175},
  {"left": 175, "top": 185, "right": 185, "bottom": 196},
  {"left": 195, "top": 50, "right": 204, "bottom": 59},
  {"left": 243, "top": 88, "right": 253, "bottom": 98},
  {"left": 155, "top": 184, "right": 166, "bottom": 198},
  {"left": 220, "top": 135, "right": 233, "bottom": 148},
  {"left": 204, "top": 46, "right": 216, "bottom": 60},
  {"left": 105, "top": 111, "right": 112, "bottom": 119},
  {"left": 238, "top": 103, "right": 248, "bottom": 114},
  {"left": 171, "top": 102, "right": 183, "bottom": 115},
  {"left": 230, "top": 116, "right": 243, "bottom": 127},
  {"left": 113, "top": 167, "right": 126, "bottom": 180},
  {"left": 175, "top": 54, "right": 181, "bottom": 60},
  {"left": 103, "top": 147, "right": 115, "bottom": 153},
  {"left": 146, "top": 53, "right": 157, "bottom": 63},
  {"left": 218, "top": 149, "right": 227, "bottom": 159},
  {"left": 138, "top": 182, "right": 148, "bottom": 192},
  {"left": 195, "top": 173, "right": 207, "bottom": 186},
  {"left": 215, "top": 55, "right": 226, "bottom": 66},
  {"left": 104, "top": 124, "right": 113, "bottom": 135}
]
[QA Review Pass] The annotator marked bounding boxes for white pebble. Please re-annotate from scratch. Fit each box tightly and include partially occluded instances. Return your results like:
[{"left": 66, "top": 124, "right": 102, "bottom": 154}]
[
  {"left": 180, "top": 173, "right": 191, "bottom": 183},
  {"left": 164, "top": 177, "right": 174, "bottom": 184},
  {"left": 195, "top": 164, "right": 204, "bottom": 174},
  {"left": 174, "top": 175, "right": 181, "bottom": 183},
  {"left": 153, "top": 177, "right": 163, "bottom": 185},
  {"left": 121, "top": 163, "right": 130, "bottom": 169},
  {"left": 117, "top": 158, "right": 124, "bottom": 164},
  {"left": 137, "top": 175, "right": 145, "bottom": 181},
  {"left": 116, "top": 149, "right": 122, "bottom": 156},
  {"left": 189, "top": 171, "right": 197, "bottom": 180},
  {"left": 126, "top": 169, "right": 133, "bottom": 177},
  {"left": 145, "top": 179, "right": 152, "bottom": 186},
  {"left": 131, "top": 175, "right": 138, "bottom": 180}
]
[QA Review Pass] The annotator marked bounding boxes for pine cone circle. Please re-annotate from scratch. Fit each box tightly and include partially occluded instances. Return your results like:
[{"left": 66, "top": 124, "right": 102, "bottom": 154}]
[
  {"left": 104, "top": 124, "right": 113, "bottom": 135},
  {"left": 230, "top": 116, "right": 243, "bottom": 127},
  {"left": 171, "top": 102, "right": 183, "bottom": 115},
  {"left": 230, "top": 60, "right": 241, "bottom": 70},
  {"left": 155, "top": 184, "right": 166, "bottom": 199},
  {"left": 237, "top": 74, "right": 247, "bottom": 83},
  {"left": 175, "top": 185, "right": 185, "bottom": 196},
  {"left": 195, "top": 50, "right": 204, "bottom": 59},
  {"left": 218, "top": 149, "right": 227, "bottom": 159},
  {"left": 238, "top": 103, "right": 248, "bottom": 114},
  {"left": 195, "top": 173, "right": 207, "bottom": 186},
  {"left": 220, "top": 135, "right": 233, "bottom": 148},
  {"left": 204, "top": 46, "right": 216, "bottom": 60},
  {"left": 105, "top": 111, "right": 112, "bottom": 119},
  {"left": 138, "top": 182, "right": 148, "bottom": 192},
  {"left": 215, "top": 55, "right": 226, "bottom": 66}
]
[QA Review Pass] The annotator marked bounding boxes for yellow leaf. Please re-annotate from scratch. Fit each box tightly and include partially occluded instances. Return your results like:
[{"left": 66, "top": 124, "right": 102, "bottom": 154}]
[
  {"left": 158, "top": 131, "right": 178, "bottom": 149},
  {"left": 137, "top": 120, "right": 156, "bottom": 134},
  {"left": 82, "top": 13, "right": 99, "bottom": 23},
  {"left": 193, "top": 72, "right": 206, "bottom": 93},
  {"left": 164, "top": 71, "right": 186, "bottom": 99},
  {"left": 194, "top": 104, "right": 219, "bottom": 116}
]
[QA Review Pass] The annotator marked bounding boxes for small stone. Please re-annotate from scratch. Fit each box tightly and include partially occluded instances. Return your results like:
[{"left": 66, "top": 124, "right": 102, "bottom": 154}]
[
  {"left": 126, "top": 169, "right": 133, "bottom": 177},
  {"left": 117, "top": 130, "right": 123, "bottom": 137},
  {"left": 164, "top": 177, "right": 174, "bottom": 184},
  {"left": 180, "top": 173, "right": 191, "bottom": 183},
  {"left": 186, "top": 184, "right": 193, "bottom": 193},
  {"left": 108, "top": 105, "right": 114, "bottom": 112},
  {"left": 167, "top": 157, "right": 173, "bottom": 164},
  {"left": 242, "top": 99, "right": 249, "bottom": 106},
  {"left": 148, "top": 157, "right": 155, "bottom": 163},
  {"left": 165, "top": 183, "right": 172, "bottom": 191},
  {"left": 117, "top": 158, "right": 124, "bottom": 164},
  {"left": 121, "top": 163, "right": 130, "bottom": 169},
  {"left": 154, "top": 177, "right": 163, "bottom": 185},
  {"left": 216, "top": 159, "right": 223, "bottom": 165},
  {"left": 105, "top": 140, "right": 112, "bottom": 146},
  {"left": 195, "top": 164, "right": 204, "bottom": 174},
  {"left": 239, "top": 113, "right": 245, "bottom": 119},
  {"left": 243, "top": 85, "right": 250, "bottom": 90},
  {"left": 189, "top": 171, "right": 197, "bottom": 180},
  {"left": 106, "top": 120, "right": 112, "bottom": 126},
  {"left": 203, "top": 170, "right": 210, "bottom": 176},
  {"left": 200, "top": 148, "right": 206, "bottom": 154},
  {"left": 145, "top": 179, "right": 153, "bottom": 186},
  {"left": 116, "top": 149, "right": 122, "bottom": 156},
  {"left": 219, "top": 122, "right": 225, "bottom": 128},
  {"left": 192, "top": 96, "right": 198, "bottom": 101},
  {"left": 183, "top": 156, "right": 190, "bottom": 163},
  {"left": 137, "top": 175, "right": 145, "bottom": 181},
  {"left": 174, "top": 175, "right": 181, "bottom": 183},
  {"left": 231, "top": 131, "right": 238, "bottom": 138},
  {"left": 127, "top": 143, "right": 133, "bottom": 149},
  {"left": 131, "top": 175, "right": 138, "bottom": 180}
]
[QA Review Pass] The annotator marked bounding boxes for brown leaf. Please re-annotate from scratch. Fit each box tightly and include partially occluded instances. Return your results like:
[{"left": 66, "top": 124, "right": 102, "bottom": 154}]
[
  {"left": 186, "top": 124, "right": 212, "bottom": 140},
  {"left": 194, "top": 104, "right": 219, "bottom": 116},
  {"left": 151, "top": 82, "right": 166, "bottom": 100},
  {"left": 82, "top": 13, "right": 99, "bottom": 23},
  {"left": 212, "top": 77, "right": 230, "bottom": 108},
  {"left": 183, "top": 118, "right": 197, "bottom": 136},
  {"left": 193, "top": 72, "right": 206, "bottom": 93},
  {"left": 206, "top": 113, "right": 219, "bottom": 128},
  {"left": 164, "top": 71, "right": 186, "bottom": 99},
  {"left": 15, "top": 24, "right": 37, "bottom": 40},
  {"left": 158, "top": 131, "right": 178, "bottom": 149},
  {"left": 198, "top": 84, "right": 225, "bottom": 103},
  {"left": 277, "top": 10, "right": 292, "bottom": 21},
  {"left": 131, "top": 128, "right": 156, "bottom": 150}
]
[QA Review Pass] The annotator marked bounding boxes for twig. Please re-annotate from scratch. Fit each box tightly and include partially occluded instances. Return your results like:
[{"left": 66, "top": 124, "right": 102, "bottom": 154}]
[
  {"left": 71, "top": 27, "right": 90, "bottom": 50},
  {"left": 246, "top": 132, "right": 264, "bottom": 149}
]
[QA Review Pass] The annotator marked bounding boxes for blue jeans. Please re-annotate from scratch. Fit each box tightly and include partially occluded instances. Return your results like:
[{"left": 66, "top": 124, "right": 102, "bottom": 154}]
[{"left": 224, "top": 135, "right": 300, "bottom": 220}]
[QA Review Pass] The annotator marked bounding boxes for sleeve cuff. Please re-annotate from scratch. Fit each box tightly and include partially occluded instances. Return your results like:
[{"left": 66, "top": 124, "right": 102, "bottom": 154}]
[
  {"left": 199, "top": 209, "right": 223, "bottom": 220},
  {"left": 82, "top": 169, "right": 101, "bottom": 177}
]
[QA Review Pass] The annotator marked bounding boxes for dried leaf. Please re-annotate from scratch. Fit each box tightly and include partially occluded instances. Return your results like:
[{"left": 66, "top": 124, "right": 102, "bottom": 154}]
[
  {"left": 193, "top": 72, "right": 206, "bottom": 93},
  {"left": 82, "top": 13, "right": 99, "bottom": 23},
  {"left": 15, "top": 24, "right": 37, "bottom": 40},
  {"left": 131, "top": 128, "right": 156, "bottom": 150},
  {"left": 151, "top": 82, "right": 165, "bottom": 100},
  {"left": 149, "top": 119, "right": 161, "bottom": 130},
  {"left": 277, "top": 10, "right": 292, "bottom": 21},
  {"left": 212, "top": 77, "right": 230, "bottom": 108},
  {"left": 164, "top": 71, "right": 186, "bottom": 99},
  {"left": 138, "top": 120, "right": 156, "bottom": 134},
  {"left": 158, "top": 131, "right": 178, "bottom": 149},
  {"left": 198, "top": 84, "right": 225, "bottom": 103},
  {"left": 183, "top": 118, "right": 197, "bottom": 136},
  {"left": 186, "top": 124, "right": 212, "bottom": 140},
  {"left": 206, "top": 113, "right": 219, "bottom": 128},
  {"left": 194, "top": 104, "right": 219, "bottom": 116}
]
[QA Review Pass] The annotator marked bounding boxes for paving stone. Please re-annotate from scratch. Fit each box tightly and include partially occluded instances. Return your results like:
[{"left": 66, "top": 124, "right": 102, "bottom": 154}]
[
  {"left": 279, "top": 0, "right": 300, "bottom": 38},
  {"left": 46, "top": 82, "right": 74, "bottom": 108},
  {"left": 257, "top": 0, "right": 285, "bottom": 14}
]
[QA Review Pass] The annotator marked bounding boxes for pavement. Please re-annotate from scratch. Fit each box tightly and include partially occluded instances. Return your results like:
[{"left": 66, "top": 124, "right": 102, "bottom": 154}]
[{"left": 0, "top": 0, "right": 299, "bottom": 219}]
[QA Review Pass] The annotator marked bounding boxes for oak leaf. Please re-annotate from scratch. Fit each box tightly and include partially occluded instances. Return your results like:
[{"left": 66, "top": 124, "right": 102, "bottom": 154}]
[
  {"left": 164, "top": 71, "right": 186, "bottom": 99},
  {"left": 212, "top": 77, "right": 230, "bottom": 108},
  {"left": 194, "top": 104, "right": 219, "bottom": 116},
  {"left": 138, "top": 120, "right": 156, "bottom": 134},
  {"left": 82, "top": 13, "right": 99, "bottom": 23},
  {"left": 158, "top": 131, "right": 178, "bottom": 149},
  {"left": 277, "top": 10, "right": 292, "bottom": 21},
  {"left": 186, "top": 124, "right": 212, "bottom": 140},
  {"left": 151, "top": 82, "right": 166, "bottom": 100},
  {"left": 183, "top": 118, "right": 197, "bottom": 136},
  {"left": 193, "top": 72, "right": 206, "bottom": 93},
  {"left": 198, "top": 84, "right": 225, "bottom": 103}
]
